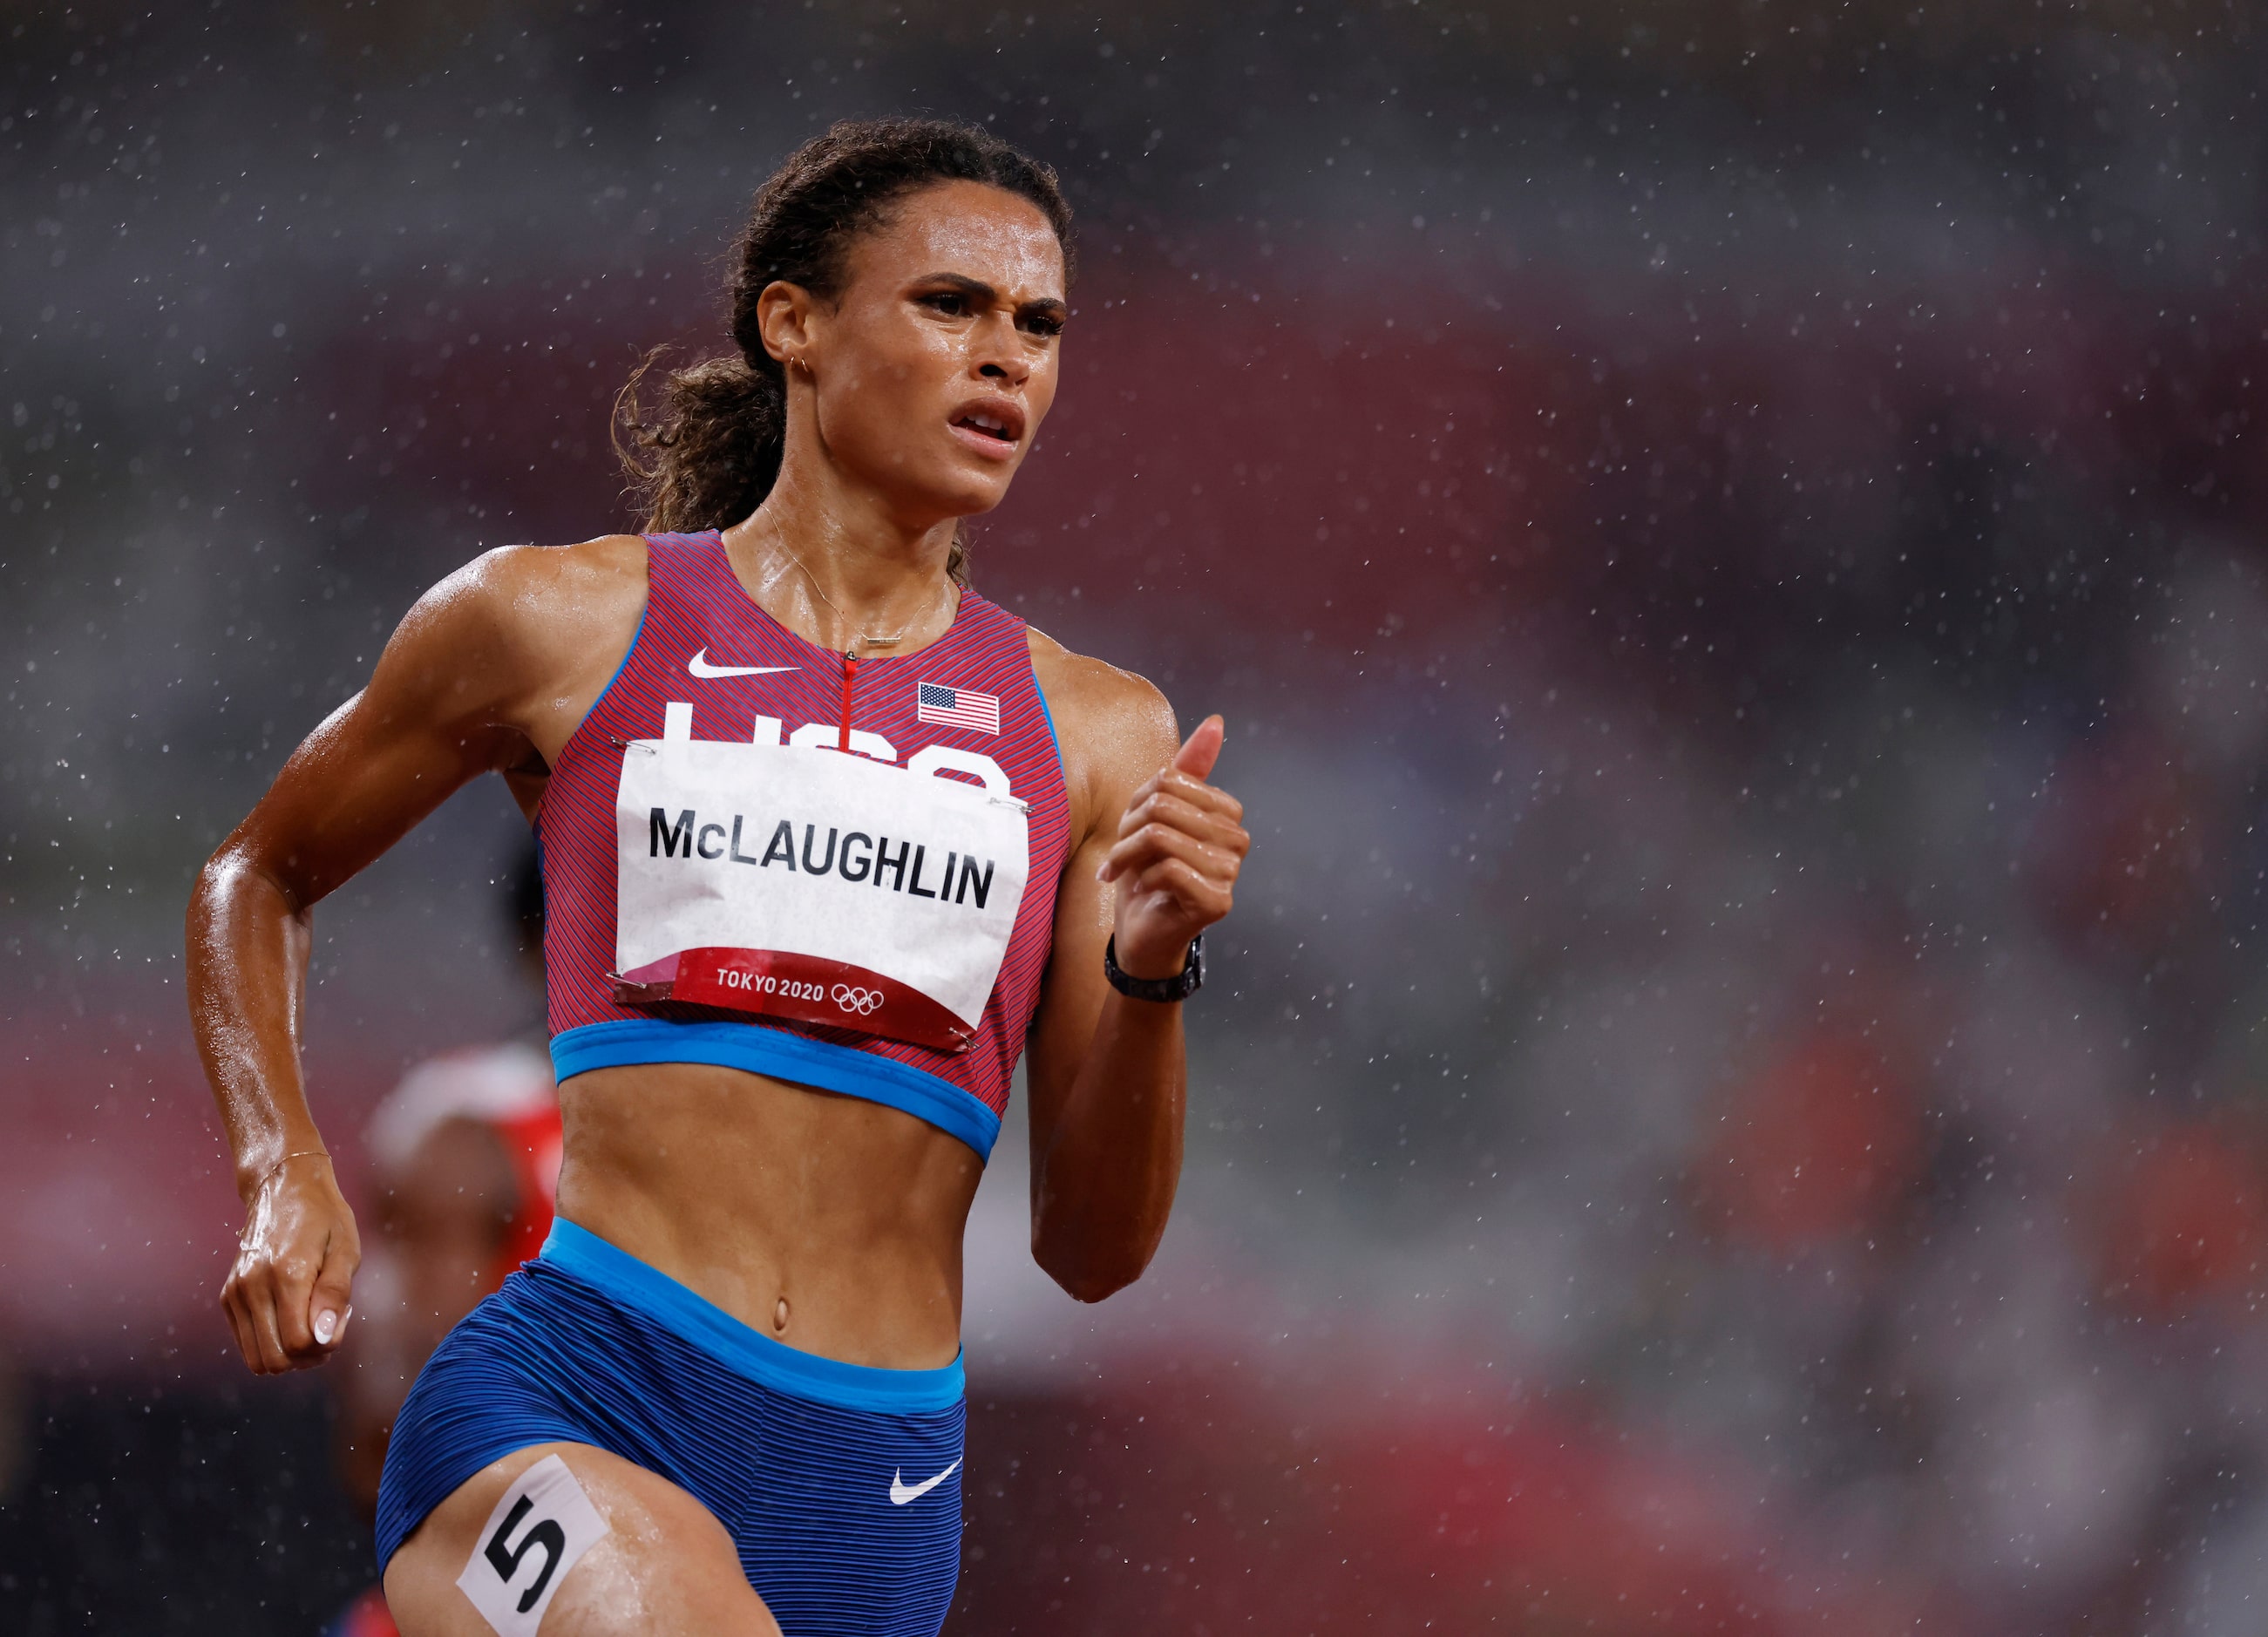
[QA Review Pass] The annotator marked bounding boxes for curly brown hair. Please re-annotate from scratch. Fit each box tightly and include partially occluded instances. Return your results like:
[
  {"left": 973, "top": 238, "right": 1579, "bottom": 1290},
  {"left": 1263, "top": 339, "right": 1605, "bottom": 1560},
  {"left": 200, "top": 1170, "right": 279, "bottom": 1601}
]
[{"left": 615, "top": 118, "right": 1075, "bottom": 584}]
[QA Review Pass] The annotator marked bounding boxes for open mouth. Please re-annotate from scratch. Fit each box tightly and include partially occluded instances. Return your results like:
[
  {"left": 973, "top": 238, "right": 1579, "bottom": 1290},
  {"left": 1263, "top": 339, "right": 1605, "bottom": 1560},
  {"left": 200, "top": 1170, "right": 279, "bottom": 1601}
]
[
  {"left": 952, "top": 411, "right": 1019, "bottom": 445},
  {"left": 950, "top": 397, "right": 1026, "bottom": 451}
]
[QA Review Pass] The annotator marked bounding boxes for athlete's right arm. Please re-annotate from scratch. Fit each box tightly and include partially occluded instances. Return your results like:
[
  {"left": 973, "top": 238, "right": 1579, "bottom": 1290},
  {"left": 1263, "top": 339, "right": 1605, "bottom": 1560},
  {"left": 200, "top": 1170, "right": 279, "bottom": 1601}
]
[{"left": 187, "top": 540, "right": 638, "bottom": 1374}]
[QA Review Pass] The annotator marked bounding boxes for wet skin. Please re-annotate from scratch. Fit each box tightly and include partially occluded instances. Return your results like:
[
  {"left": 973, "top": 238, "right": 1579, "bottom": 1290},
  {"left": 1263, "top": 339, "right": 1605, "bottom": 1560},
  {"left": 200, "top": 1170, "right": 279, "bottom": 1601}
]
[{"left": 187, "top": 180, "right": 1249, "bottom": 1628}]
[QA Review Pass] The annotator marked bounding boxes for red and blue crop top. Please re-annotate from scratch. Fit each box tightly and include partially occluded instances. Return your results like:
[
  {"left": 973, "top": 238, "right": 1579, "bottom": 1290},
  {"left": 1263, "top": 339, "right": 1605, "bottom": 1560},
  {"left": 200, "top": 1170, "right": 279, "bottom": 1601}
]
[{"left": 533, "top": 530, "right": 1071, "bottom": 1159}]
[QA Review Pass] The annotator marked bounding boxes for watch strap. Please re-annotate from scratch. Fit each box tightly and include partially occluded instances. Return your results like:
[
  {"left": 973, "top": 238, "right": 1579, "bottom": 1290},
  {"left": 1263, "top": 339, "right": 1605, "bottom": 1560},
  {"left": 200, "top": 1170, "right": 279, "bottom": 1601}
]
[{"left": 1103, "top": 934, "right": 1204, "bottom": 1002}]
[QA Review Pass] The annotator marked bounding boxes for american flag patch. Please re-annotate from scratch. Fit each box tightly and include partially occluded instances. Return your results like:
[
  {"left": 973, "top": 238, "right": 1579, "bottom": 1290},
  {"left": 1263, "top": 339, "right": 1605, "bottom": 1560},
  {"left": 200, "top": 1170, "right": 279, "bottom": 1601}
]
[{"left": 917, "top": 681, "right": 1001, "bottom": 735}]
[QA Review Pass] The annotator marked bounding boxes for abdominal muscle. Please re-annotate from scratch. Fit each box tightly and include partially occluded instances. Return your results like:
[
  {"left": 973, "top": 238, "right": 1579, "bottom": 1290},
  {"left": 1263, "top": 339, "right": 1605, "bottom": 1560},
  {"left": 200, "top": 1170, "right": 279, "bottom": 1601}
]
[{"left": 550, "top": 1060, "right": 987, "bottom": 1371}]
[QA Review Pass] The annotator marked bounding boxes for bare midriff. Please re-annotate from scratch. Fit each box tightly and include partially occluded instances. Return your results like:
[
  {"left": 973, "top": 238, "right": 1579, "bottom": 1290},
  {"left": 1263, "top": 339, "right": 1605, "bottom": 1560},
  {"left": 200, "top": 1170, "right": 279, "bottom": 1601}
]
[{"left": 553, "top": 1062, "right": 986, "bottom": 1371}]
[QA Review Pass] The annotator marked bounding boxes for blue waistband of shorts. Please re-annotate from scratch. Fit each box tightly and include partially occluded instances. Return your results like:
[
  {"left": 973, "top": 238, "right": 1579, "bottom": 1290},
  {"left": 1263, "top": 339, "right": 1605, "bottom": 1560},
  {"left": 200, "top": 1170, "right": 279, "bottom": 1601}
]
[
  {"left": 549, "top": 1017, "right": 1001, "bottom": 1160},
  {"left": 538, "top": 1219, "right": 965, "bottom": 1414}
]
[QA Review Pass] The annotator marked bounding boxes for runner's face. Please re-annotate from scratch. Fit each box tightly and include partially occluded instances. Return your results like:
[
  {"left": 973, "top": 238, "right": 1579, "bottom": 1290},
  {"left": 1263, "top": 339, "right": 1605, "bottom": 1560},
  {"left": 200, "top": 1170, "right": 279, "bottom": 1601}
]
[{"left": 805, "top": 180, "right": 1065, "bottom": 523}]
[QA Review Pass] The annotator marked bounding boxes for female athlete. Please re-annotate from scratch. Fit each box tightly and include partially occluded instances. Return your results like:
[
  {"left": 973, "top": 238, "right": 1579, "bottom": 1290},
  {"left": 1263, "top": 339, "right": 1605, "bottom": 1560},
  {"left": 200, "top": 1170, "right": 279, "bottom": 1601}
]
[{"left": 187, "top": 119, "right": 1248, "bottom": 1636}]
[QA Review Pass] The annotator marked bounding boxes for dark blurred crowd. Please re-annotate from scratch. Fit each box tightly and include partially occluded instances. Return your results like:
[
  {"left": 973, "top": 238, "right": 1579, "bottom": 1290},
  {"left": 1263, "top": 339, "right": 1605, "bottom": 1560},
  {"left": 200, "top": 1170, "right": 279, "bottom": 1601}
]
[{"left": 5, "top": 2, "right": 2268, "bottom": 1631}]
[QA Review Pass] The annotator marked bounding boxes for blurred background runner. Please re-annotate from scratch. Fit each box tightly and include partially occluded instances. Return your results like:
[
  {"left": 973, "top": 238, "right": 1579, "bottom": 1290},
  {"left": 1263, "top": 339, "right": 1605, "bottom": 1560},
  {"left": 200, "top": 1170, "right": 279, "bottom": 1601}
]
[{"left": 323, "top": 857, "right": 558, "bottom": 1637}]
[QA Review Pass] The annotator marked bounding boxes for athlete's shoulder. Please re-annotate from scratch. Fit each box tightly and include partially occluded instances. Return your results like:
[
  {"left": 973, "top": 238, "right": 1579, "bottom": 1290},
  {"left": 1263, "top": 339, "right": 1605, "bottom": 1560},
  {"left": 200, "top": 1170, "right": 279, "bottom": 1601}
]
[
  {"left": 374, "top": 533, "right": 648, "bottom": 717},
  {"left": 404, "top": 533, "right": 646, "bottom": 649},
  {"left": 459, "top": 533, "right": 648, "bottom": 615},
  {"left": 1026, "top": 627, "right": 1178, "bottom": 817},
  {"left": 1027, "top": 626, "right": 1173, "bottom": 735}
]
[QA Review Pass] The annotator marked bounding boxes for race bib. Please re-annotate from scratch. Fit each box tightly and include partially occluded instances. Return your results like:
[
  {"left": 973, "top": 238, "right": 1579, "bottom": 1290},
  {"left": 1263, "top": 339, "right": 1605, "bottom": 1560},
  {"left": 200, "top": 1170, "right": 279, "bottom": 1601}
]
[
  {"left": 457, "top": 1454, "right": 608, "bottom": 1636},
  {"left": 611, "top": 710, "right": 1029, "bottom": 1051}
]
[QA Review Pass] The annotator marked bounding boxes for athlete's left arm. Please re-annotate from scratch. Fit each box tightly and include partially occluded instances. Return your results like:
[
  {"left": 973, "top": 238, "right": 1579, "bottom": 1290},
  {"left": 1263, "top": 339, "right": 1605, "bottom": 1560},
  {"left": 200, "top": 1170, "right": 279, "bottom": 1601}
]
[{"left": 1023, "top": 642, "right": 1249, "bottom": 1301}]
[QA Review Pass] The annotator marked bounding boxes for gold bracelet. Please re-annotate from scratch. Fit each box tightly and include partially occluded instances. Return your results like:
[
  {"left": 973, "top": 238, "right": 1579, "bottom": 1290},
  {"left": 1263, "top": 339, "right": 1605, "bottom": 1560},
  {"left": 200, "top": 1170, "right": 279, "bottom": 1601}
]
[
  {"left": 238, "top": 1151, "right": 331, "bottom": 1248},
  {"left": 260, "top": 1148, "right": 332, "bottom": 1191}
]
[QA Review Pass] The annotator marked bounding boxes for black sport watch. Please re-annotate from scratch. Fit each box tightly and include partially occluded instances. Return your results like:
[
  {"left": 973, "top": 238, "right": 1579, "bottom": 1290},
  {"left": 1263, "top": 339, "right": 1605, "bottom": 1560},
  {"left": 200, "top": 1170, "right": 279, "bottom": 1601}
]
[{"left": 1103, "top": 934, "right": 1204, "bottom": 1002}]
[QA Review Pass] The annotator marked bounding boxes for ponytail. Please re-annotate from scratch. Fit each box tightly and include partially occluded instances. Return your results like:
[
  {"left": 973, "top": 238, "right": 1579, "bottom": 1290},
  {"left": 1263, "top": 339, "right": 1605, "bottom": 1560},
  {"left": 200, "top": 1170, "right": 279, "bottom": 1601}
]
[
  {"left": 613, "top": 118, "right": 1073, "bottom": 588},
  {"left": 614, "top": 349, "right": 784, "bottom": 542}
]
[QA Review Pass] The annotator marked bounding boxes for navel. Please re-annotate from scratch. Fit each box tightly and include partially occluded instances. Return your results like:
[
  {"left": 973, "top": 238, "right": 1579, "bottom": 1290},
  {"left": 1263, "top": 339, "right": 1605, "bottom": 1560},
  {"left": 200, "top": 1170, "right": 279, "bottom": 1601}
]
[{"left": 773, "top": 1296, "right": 790, "bottom": 1334}]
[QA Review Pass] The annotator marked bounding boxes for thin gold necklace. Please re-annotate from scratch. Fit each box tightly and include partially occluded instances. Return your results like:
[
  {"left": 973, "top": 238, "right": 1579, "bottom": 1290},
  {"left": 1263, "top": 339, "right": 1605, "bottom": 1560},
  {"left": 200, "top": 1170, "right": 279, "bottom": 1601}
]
[{"left": 779, "top": 543, "right": 950, "bottom": 657}]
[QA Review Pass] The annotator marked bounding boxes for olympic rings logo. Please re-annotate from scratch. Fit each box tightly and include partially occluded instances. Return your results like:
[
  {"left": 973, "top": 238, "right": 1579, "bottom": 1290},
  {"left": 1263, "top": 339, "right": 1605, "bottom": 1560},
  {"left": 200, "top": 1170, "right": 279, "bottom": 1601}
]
[{"left": 832, "top": 984, "right": 885, "bottom": 1016}]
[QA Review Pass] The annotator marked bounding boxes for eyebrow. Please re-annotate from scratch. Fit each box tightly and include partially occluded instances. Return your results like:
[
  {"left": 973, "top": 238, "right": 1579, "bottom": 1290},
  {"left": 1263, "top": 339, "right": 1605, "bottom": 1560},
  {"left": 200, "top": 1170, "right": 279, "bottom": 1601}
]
[{"left": 920, "top": 271, "right": 1068, "bottom": 323}]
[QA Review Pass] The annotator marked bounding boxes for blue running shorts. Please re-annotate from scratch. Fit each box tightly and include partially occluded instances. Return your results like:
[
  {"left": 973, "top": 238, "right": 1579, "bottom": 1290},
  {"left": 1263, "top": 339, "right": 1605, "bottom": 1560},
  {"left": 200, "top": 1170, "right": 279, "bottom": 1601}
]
[{"left": 376, "top": 1219, "right": 967, "bottom": 1637}]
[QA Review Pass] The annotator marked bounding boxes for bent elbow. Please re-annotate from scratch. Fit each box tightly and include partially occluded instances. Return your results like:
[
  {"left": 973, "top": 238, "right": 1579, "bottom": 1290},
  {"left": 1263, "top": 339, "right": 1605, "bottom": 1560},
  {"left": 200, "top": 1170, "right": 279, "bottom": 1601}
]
[
  {"left": 191, "top": 840, "right": 258, "bottom": 911},
  {"left": 186, "top": 847, "right": 239, "bottom": 940},
  {"left": 1055, "top": 1267, "right": 1138, "bottom": 1305},
  {"left": 1032, "top": 1235, "right": 1154, "bottom": 1305},
  {"left": 193, "top": 840, "right": 307, "bottom": 922}
]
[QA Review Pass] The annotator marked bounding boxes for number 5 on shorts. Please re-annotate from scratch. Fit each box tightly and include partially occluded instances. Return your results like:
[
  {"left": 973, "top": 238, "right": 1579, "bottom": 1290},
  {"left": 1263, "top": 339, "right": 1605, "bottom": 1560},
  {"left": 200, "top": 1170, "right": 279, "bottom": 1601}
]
[{"left": 456, "top": 1454, "right": 610, "bottom": 1636}]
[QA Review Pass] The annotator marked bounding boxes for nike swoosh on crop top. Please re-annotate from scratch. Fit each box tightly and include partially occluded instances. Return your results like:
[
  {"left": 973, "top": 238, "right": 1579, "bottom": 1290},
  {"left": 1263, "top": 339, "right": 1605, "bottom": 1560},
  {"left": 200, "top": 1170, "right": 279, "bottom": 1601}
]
[{"left": 535, "top": 530, "right": 1071, "bottom": 1158}]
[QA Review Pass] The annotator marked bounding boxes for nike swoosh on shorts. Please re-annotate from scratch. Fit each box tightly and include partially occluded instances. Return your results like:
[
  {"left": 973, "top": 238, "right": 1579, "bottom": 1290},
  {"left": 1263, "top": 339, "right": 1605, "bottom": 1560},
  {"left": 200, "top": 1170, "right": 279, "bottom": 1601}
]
[{"left": 888, "top": 1458, "right": 962, "bottom": 1505}]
